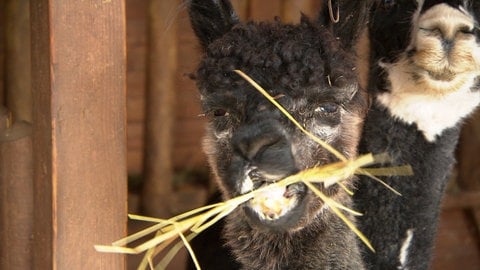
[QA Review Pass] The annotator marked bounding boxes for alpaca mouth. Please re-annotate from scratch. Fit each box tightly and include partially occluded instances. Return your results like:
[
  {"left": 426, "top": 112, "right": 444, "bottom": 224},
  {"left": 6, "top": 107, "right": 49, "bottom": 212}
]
[
  {"left": 241, "top": 170, "right": 307, "bottom": 228},
  {"left": 426, "top": 70, "right": 455, "bottom": 82},
  {"left": 248, "top": 182, "right": 304, "bottom": 221}
]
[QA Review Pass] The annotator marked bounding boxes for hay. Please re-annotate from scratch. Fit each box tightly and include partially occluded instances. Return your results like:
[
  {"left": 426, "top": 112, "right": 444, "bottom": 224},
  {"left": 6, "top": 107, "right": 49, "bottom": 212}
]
[{"left": 95, "top": 70, "right": 413, "bottom": 270}]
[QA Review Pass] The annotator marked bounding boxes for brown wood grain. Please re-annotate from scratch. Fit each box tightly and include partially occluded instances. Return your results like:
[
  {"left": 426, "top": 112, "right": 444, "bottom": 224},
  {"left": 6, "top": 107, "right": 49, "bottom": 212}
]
[
  {"left": 30, "top": 0, "right": 127, "bottom": 269},
  {"left": 0, "top": 1, "right": 4, "bottom": 107},
  {"left": 231, "top": 0, "right": 249, "bottom": 20},
  {"left": 283, "top": 0, "right": 320, "bottom": 23},
  {"left": 141, "top": 0, "right": 179, "bottom": 217},
  {"left": 0, "top": 121, "right": 33, "bottom": 270},
  {"left": 249, "top": 0, "right": 282, "bottom": 21},
  {"left": 5, "top": 0, "right": 32, "bottom": 123},
  {"left": 457, "top": 110, "right": 480, "bottom": 190}
]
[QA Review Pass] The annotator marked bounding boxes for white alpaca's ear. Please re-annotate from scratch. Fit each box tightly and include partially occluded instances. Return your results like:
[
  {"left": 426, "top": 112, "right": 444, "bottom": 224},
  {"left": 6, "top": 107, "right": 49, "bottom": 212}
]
[{"left": 188, "top": 0, "right": 239, "bottom": 50}]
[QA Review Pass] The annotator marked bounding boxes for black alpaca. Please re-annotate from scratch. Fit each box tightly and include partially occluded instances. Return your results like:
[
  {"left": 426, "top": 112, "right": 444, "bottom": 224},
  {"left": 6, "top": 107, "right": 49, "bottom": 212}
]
[
  {"left": 187, "top": 0, "right": 370, "bottom": 269},
  {"left": 355, "top": 0, "right": 480, "bottom": 269}
]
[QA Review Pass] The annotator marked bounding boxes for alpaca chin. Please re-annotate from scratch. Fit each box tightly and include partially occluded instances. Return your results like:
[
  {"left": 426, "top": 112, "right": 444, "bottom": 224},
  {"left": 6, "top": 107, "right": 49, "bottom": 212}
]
[{"left": 243, "top": 181, "right": 309, "bottom": 230}]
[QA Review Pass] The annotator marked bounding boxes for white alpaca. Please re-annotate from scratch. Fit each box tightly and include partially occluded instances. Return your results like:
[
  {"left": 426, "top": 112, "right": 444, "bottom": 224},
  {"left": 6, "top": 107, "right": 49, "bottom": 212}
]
[{"left": 355, "top": 1, "right": 480, "bottom": 269}]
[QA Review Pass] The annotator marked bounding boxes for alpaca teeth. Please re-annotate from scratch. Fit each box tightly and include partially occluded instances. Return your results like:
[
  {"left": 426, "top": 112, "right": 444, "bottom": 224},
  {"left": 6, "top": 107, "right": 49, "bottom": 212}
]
[{"left": 250, "top": 185, "right": 296, "bottom": 220}]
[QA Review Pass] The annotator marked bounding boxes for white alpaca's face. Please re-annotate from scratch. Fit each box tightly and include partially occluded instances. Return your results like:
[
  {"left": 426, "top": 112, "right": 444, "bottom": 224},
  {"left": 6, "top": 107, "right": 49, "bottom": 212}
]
[
  {"left": 410, "top": 2, "right": 480, "bottom": 92},
  {"left": 376, "top": 0, "right": 480, "bottom": 141}
]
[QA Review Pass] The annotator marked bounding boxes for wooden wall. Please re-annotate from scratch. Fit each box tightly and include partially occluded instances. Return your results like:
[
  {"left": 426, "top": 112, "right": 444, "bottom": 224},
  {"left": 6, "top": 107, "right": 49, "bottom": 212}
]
[{"left": 0, "top": 0, "right": 478, "bottom": 269}]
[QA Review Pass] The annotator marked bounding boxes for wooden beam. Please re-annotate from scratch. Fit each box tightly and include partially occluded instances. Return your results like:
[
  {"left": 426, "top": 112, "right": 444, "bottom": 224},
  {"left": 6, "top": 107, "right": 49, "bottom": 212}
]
[
  {"left": 442, "top": 191, "right": 480, "bottom": 210},
  {"left": 0, "top": 116, "right": 33, "bottom": 270},
  {"left": 456, "top": 110, "right": 480, "bottom": 232},
  {"left": 249, "top": 0, "right": 282, "bottom": 21},
  {"left": 0, "top": 1, "right": 5, "bottom": 106},
  {"left": 282, "top": 0, "right": 319, "bottom": 23},
  {"left": 457, "top": 110, "right": 480, "bottom": 190},
  {"left": 141, "top": 0, "right": 178, "bottom": 217},
  {"left": 30, "top": 1, "right": 127, "bottom": 269},
  {"left": 5, "top": 0, "right": 31, "bottom": 123},
  {"left": 231, "top": 0, "right": 249, "bottom": 20}
]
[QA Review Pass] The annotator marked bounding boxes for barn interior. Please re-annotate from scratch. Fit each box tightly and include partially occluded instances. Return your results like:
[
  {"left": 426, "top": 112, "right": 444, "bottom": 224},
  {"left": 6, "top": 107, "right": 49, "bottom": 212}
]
[{"left": 0, "top": 0, "right": 479, "bottom": 269}]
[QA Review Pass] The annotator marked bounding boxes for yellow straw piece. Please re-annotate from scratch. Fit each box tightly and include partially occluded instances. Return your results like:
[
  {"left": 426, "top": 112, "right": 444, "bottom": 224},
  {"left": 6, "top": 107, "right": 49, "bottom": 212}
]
[{"left": 303, "top": 180, "right": 374, "bottom": 252}]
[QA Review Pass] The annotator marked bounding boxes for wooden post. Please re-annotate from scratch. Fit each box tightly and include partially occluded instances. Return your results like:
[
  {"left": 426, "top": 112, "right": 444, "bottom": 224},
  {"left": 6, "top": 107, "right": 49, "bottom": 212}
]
[
  {"left": 282, "top": 0, "right": 319, "bottom": 23},
  {"left": 249, "top": 0, "right": 282, "bottom": 21},
  {"left": 5, "top": 0, "right": 32, "bottom": 123},
  {"left": 457, "top": 111, "right": 480, "bottom": 190},
  {"left": 0, "top": 1, "right": 5, "bottom": 106},
  {"left": 141, "top": 0, "right": 178, "bottom": 217},
  {"left": 0, "top": 1, "right": 34, "bottom": 268},
  {"left": 456, "top": 111, "right": 480, "bottom": 230},
  {"left": 231, "top": 0, "right": 249, "bottom": 19},
  {"left": 0, "top": 110, "right": 33, "bottom": 270},
  {"left": 30, "top": 0, "right": 127, "bottom": 269}
]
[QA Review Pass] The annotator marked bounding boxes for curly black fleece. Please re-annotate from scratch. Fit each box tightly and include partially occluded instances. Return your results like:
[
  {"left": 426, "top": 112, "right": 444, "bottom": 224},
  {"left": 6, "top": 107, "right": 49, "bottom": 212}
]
[{"left": 196, "top": 18, "right": 357, "bottom": 99}]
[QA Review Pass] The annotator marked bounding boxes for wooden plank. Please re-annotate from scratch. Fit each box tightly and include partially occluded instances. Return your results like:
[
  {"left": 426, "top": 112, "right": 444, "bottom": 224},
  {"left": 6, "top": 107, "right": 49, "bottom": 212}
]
[
  {"left": 0, "top": 119, "right": 33, "bottom": 270},
  {"left": 141, "top": 0, "right": 179, "bottom": 217},
  {"left": 126, "top": 74, "right": 146, "bottom": 98},
  {"left": 0, "top": 1, "right": 5, "bottom": 106},
  {"left": 433, "top": 210, "right": 480, "bottom": 269},
  {"left": 456, "top": 110, "right": 480, "bottom": 231},
  {"left": 283, "top": 0, "right": 319, "bottom": 23},
  {"left": 231, "top": 0, "right": 249, "bottom": 20},
  {"left": 172, "top": 146, "right": 208, "bottom": 170},
  {"left": 457, "top": 110, "right": 480, "bottom": 190},
  {"left": 443, "top": 191, "right": 480, "bottom": 210},
  {"left": 128, "top": 149, "right": 143, "bottom": 176},
  {"left": 249, "top": 0, "right": 282, "bottom": 21},
  {"left": 4, "top": 0, "right": 31, "bottom": 123},
  {"left": 127, "top": 96, "right": 145, "bottom": 122},
  {"left": 30, "top": 0, "right": 127, "bottom": 269}
]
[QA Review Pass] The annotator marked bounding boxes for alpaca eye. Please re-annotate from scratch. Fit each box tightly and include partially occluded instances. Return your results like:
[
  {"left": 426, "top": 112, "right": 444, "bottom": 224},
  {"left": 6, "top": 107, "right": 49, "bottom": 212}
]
[
  {"left": 213, "top": 108, "right": 229, "bottom": 117},
  {"left": 315, "top": 103, "right": 339, "bottom": 114},
  {"left": 381, "top": 0, "right": 395, "bottom": 10},
  {"left": 459, "top": 26, "right": 474, "bottom": 35}
]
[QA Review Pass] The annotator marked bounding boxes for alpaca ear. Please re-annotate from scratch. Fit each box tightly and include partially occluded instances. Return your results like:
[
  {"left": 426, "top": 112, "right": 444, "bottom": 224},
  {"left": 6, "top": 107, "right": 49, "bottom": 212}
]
[
  {"left": 318, "top": 0, "right": 373, "bottom": 50},
  {"left": 188, "top": 0, "right": 240, "bottom": 49}
]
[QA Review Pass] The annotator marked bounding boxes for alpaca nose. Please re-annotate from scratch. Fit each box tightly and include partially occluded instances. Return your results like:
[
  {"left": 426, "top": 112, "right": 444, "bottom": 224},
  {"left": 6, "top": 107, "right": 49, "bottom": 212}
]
[
  {"left": 234, "top": 131, "right": 284, "bottom": 161},
  {"left": 232, "top": 121, "right": 297, "bottom": 179},
  {"left": 232, "top": 121, "right": 286, "bottom": 161},
  {"left": 441, "top": 38, "right": 453, "bottom": 53}
]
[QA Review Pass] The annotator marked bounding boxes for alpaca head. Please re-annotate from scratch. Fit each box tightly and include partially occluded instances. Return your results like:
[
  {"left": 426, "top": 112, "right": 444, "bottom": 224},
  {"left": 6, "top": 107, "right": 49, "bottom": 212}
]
[
  {"left": 406, "top": 0, "right": 480, "bottom": 93},
  {"left": 189, "top": 0, "right": 368, "bottom": 232},
  {"left": 371, "top": 0, "right": 480, "bottom": 141}
]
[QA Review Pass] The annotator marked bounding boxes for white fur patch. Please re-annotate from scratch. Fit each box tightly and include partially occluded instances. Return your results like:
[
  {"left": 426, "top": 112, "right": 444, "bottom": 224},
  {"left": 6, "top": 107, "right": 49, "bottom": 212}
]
[
  {"left": 377, "top": 79, "right": 480, "bottom": 142},
  {"left": 240, "top": 168, "right": 255, "bottom": 194},
  {"left": 398, "top": 229, "right": 414, "bottom": 270},
  {"left": 377, "top": 65, "right": 480, "bottom": 142}
]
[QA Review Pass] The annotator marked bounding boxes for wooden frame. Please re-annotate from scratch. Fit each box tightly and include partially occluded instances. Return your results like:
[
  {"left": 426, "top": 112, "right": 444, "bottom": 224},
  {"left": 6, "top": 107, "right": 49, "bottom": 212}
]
[{"left": 30, "top": 0, "right": 127, "bottom": 268}]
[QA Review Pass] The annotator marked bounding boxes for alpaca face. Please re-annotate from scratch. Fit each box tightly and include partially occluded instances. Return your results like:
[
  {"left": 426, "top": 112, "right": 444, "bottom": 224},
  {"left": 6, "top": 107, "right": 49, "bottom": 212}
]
[
  {"left": 374, "top": 0, "right": 480, "bottom": 141},
  {"left": 189, "top": 2, "right": 367, "bottom": 231}
]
